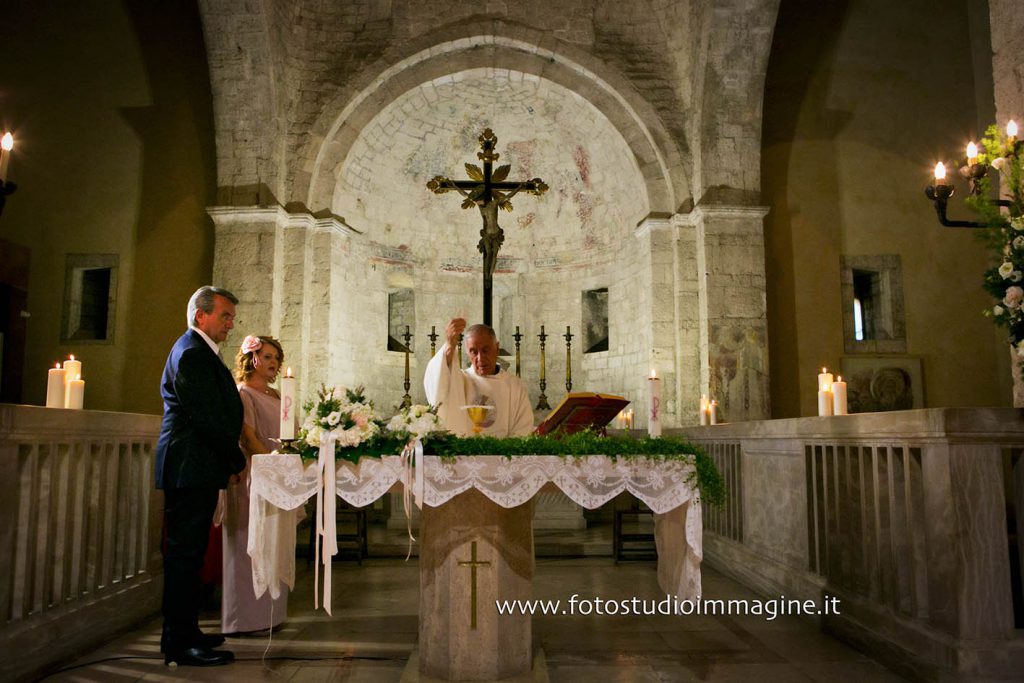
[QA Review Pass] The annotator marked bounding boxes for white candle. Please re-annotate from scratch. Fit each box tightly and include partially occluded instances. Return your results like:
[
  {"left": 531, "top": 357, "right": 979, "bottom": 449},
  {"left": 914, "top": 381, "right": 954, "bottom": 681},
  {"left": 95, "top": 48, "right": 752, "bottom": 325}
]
[
  {"left": 63, "top": 355, "right": 82, "bottom": 408},
  {"left": 709, "top": 400, "right": 719, "bottom": 425},
  {"left": 699, "top": 395, "right": 708, "bottom": 426},
  {"left": 66, "top": 374, "right": 85, "bottom": 410},
  {"left": 817, "top": 367, "right": 833, "bottom": 392},
  {"left": 279, "top": 367, "right": 297, "bottom": 440},
  {"left": 817, "top": 390, "right": 833, "bottom": 417},
  {"left": 648, "top": 369, "right": 662, "bottom": 438},
  {"left": 626, "top": 409, "right": 634, "bottom": 430},
  {"left": 46, "top": 363, "right": 66, "bottom": 408},
  {"left": 832, "top": 376, "right": 848, "bottom": 415},
  {"left": 0, "top": 132, "right": 12, "bottom": 182}
]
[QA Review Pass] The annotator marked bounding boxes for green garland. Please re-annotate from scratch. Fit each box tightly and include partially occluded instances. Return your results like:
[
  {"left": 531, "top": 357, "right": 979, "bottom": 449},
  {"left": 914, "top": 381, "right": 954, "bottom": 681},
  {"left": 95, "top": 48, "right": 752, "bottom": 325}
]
[{"left": 298, "top": 430, "right": 725, "bottom": 506}]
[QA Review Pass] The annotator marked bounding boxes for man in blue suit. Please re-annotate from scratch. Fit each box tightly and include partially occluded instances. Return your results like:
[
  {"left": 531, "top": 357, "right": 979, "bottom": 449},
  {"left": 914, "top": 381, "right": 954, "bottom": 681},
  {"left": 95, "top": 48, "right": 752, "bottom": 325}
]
[{"left": 156, "top": 286, "right": 246, "bottom": 666}]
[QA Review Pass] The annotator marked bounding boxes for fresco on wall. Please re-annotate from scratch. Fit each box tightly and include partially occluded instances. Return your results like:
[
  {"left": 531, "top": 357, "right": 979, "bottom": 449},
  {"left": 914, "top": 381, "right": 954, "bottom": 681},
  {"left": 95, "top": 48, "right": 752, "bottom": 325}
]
[{"left": 840, "top": 356, "right": 924, "bottom": 413}]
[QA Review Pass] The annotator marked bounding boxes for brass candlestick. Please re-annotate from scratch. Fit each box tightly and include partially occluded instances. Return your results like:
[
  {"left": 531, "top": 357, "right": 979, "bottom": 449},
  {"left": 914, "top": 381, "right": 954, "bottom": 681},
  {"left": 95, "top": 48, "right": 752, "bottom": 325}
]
[
  {"left": 402, "top": 325, "right": 413, "bottom": 408},
  {"left": 564, "top": 325, "right": 573, "bottom": 393},
  {"left": 536, "top": 325, "right": 550, "bottom": 410},
  {"left": 513, "top": 325, "right": 523, "bottom": 377},
  {"left": 428, "top": 325, "right": 438, "bottom": 356}
]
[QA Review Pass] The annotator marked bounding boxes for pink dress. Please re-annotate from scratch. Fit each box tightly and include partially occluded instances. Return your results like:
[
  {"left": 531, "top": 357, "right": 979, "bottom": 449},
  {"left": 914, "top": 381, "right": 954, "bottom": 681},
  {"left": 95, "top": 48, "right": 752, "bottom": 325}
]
[{"left": 221, "top": 384, "right": 288, "bottom": 633}]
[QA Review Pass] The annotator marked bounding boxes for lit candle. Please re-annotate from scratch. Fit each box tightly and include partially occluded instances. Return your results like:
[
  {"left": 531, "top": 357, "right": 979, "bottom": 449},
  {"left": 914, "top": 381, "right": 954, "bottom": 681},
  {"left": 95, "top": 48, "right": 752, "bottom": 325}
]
[
  {"left": 817, "top": 367, "right": 833, "bottom": 392},
  {"left": 1008, "top": 120, "right": 1018, "bottom": 144},
  {"left": 279, "top": 366, "right": 296, "bottom": 441},
  {"left": 66, "top": 374, "right": 85, "bottom": 410},
  {"left": 966, "top": 141, "right": 979, "bottom": 166},
  {"left": 0, "top": 132, "right": 12, "bottom": 182},
  {"left": 63, "top": 355, "right": 82, "bottom": 408},
  {"left": 699, "top": 394, "right": 709, "bottom": 426},
  {"left": 46, "top": 363, "right": 66, "bottom": 408},
  {"left": 648, "top": 369, "right": 662, "bottom": 438},
  {"left": 626, "top": 409, "right": 634, "bottom": 430},
  {"left": 817, "top": 389, "right": 833, "bottom": 417},
  {"left": 709, "top": 400, "right": 719, "bottom": 425},
  {"left": 934, "top": 161, "right": 947, "bottom": 184},
  {"left": 832, "top": 375, "right": 848, "bottom": 415}
]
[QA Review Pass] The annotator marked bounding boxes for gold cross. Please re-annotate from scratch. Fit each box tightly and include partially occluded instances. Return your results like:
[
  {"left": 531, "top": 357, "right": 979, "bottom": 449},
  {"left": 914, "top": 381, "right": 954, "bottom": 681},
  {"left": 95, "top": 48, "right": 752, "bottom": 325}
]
[{"left": 457, "top": 540, "right": 492, "bottom": 630}]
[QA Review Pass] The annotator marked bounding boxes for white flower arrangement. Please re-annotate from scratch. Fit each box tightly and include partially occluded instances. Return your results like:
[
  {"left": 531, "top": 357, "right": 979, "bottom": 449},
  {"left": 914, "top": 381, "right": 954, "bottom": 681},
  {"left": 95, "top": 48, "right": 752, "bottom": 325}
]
[
  {"left": 297, "top": 384, "right": 379, "bottom": 452},
  {"left": 385, "top": 403, "right": 445, "bottom": 441}
]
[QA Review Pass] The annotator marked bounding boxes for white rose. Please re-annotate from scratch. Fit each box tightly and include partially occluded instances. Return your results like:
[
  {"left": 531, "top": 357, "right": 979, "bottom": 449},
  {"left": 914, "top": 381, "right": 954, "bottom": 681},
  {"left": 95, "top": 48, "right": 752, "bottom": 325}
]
[
  {"left": 1011, "top": 216, "right": 1024, "bottom": 231},
  {"left": 994, "top": 305, "right": 1006, "bottom": 316},
  {"left": 327, "top": 411, "right": 341, "bottom": 426},
  {"left": 1014, "top": 271, "right": 1023, "bottom": 282},
  {"left": 1000, "top": 262, "right": 1015, "bottom": 279},
  {"left": 306, "top": 425, "right": 322, "bottom": 447},
  {"left": 1013, "top": 236, "right": 1024, "bottom": 250}
]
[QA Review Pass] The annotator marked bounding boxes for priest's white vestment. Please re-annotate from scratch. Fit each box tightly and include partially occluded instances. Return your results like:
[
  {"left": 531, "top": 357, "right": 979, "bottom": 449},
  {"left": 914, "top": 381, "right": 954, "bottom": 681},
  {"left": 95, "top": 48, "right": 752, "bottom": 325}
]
[{"left": 423, "top": 342, "right": 534, "bottom": 437}]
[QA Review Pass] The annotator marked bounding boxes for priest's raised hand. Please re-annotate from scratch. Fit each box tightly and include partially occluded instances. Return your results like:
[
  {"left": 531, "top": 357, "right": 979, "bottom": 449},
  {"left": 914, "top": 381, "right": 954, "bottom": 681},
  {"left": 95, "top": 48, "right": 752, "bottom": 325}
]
[{"left": 425, "top": 318, "right": 534, "bottom": 437}]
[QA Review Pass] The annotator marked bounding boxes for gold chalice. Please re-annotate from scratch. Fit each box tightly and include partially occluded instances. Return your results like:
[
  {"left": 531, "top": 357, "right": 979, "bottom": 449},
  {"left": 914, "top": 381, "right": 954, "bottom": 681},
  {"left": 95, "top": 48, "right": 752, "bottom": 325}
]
[{"left": 462, "top": 405, "right": 494, "bottom": 435}]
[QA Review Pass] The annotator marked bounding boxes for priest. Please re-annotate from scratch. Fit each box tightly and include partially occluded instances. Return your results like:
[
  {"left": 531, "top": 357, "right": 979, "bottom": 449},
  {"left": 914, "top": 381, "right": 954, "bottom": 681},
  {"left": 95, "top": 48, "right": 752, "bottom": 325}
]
[{"left": 424, "top": 318, "right": 534, "bottom": 436}]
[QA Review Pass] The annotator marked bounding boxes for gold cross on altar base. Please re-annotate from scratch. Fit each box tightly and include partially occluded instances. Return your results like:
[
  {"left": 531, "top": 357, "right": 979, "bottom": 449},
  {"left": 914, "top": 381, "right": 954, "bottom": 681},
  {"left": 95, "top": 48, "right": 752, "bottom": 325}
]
[{"left": 457, "top": 540, "right": 492, "bottom": 630}]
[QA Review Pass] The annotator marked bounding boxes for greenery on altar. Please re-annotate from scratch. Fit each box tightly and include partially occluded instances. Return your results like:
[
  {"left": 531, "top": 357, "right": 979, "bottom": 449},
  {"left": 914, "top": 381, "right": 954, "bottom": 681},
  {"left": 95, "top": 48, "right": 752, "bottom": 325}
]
[
  {"left": 291, "top": 387, "right": 725, "bottom": 505},
  {"left": 966, "top": 124, "right": 1024, "bottom": 354}
]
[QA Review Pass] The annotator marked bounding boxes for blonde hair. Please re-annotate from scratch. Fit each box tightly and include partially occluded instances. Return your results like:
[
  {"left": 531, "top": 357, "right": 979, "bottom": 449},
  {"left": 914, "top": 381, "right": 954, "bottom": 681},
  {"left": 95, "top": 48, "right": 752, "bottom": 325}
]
[{"left": 234, "top": 335, "right": 284, "bottom": 383}]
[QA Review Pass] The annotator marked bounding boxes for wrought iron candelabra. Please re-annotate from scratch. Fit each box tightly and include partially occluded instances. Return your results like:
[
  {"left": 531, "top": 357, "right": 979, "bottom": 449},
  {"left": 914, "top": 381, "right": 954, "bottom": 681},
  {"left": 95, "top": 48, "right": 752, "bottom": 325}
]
[
  {"left": 513, "top": 325, "right": 523, "bottom": 377},
  {"left": 428, "top": 325, "right": 438, "bottom": 356},
  {"left": 563, "top": 326, "right": 573, "bottom": 393},
  {"left": 401, "top": 326, "right": 413, "bottom": 408}
]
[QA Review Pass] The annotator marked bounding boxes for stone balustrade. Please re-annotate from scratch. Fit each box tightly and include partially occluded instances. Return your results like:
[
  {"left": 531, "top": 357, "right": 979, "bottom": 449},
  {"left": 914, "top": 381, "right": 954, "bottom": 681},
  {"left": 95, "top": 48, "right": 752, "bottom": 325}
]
[
  {"left": 677, "top": 408, "right": 1024, "bottom": 683},
  {"left": 0, "top": 404, "right": 162, "bottom": 682}
]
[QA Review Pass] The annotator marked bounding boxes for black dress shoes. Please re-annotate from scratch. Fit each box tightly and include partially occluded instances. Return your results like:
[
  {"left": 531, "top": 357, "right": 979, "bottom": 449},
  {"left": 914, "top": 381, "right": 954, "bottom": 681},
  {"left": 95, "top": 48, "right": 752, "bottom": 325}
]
[
  {"left": 160, "top": 629, "right": 226, "bottom": 652},
  {"left": 164, "top": 646, "right": 234, "bottom": 667}
]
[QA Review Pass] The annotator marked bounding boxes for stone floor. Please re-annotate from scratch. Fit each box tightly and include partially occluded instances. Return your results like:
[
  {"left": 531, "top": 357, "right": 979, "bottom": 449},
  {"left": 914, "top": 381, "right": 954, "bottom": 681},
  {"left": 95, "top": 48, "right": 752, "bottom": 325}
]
[{"left": 40, "top": 552, "right": 907, "bottom": 682}]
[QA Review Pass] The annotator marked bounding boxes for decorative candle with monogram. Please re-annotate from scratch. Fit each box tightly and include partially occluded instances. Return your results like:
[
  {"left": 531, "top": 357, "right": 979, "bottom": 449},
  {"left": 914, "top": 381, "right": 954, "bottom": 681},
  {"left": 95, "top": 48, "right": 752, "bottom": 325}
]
[
  {"left": 279, "top": 367, "right": 297, "bottom": 440},
  {"left": 648, "top": 369, "right": 662, "bottom": 438}
]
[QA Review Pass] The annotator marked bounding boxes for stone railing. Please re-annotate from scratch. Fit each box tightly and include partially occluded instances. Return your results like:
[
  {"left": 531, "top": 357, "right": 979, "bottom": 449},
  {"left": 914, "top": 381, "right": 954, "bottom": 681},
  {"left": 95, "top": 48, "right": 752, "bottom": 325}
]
[
  {"left": 0, "top": 405, "right": 162, "bottom": 682},
  {"left": 677, "top": 409, "right": 1024, "bottom": 683}
]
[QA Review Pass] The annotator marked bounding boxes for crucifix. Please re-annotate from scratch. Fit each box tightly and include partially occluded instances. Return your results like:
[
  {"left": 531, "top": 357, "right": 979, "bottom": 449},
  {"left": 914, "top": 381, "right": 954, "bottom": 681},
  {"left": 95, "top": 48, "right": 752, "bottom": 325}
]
[
  {"left": 457, "top": 540, "right": 491, "bottom": 630},
  {"left": 427, "top": 129, "right": 548, "bottom": 327}
]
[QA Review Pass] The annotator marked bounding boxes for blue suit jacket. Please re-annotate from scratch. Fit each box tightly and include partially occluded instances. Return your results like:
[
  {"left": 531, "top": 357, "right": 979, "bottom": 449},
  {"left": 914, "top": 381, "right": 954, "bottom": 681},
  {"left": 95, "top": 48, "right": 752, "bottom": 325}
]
[{"left": 155, "top": 329, "right": 245, "bottom": 490}]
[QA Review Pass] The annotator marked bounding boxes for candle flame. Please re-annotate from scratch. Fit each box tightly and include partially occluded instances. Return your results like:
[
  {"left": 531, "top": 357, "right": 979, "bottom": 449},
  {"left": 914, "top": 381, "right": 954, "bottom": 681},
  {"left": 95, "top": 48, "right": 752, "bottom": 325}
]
[
  {"left": 285, "top": 366, "right": 293, "bottom": 377},
  {"left": 1009, "top": 120, "right": 1018, "bottom": 138},
  {"left": 934, "top": 162, "right": 946, "bottom": 181},
  {"left": 75, "top": 374, "right": 81, "bottom": 381},
  {"left": 649, "top": 368, "right": 657, "bottom": 379},
  {"left": 966, "top": 141, "right": 978, "bottom": 160},
  {"left": 54, "top": 362, "right": 60, "bottom": 369},
  {"left": 0, "top": 133, "right": 12, "bottom": 151},
  {"left": 837, "top": 375, "right": 842, "bottom": 382},
  {"left": 821, "top": 367, "right": 827, "bottom": 373}
]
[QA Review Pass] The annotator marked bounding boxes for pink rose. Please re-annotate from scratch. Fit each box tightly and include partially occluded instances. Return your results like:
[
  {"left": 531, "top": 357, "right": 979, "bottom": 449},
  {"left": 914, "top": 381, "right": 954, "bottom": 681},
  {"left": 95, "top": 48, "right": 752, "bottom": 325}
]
[
  {"left": 1004, "top": 286, "right": 1024, "bottom": 309},
  {"left": 241, "top": 335, "right": 262, "bottom": 354},
  {"left": 355, "top": 415, "right": 368, "bottom": 427}
]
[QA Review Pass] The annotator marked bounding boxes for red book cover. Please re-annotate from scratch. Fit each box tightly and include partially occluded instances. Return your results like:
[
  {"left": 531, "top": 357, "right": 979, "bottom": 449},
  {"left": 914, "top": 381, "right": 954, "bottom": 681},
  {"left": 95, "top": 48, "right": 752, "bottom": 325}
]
[{"left": 534, "top": 392, "right": 630, "bottom": 436}]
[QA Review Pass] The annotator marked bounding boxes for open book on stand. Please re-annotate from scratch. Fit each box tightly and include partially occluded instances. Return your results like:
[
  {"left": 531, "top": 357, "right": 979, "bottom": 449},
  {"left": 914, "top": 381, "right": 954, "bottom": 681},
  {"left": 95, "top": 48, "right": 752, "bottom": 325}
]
[{"left": 534, "top": 392, "right": 630, "bottom": 436}]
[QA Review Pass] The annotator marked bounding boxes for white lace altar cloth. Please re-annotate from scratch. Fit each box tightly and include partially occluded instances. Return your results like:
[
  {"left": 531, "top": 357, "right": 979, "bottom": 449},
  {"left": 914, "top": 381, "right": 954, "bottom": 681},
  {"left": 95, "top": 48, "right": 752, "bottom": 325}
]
[{"left": 249, "top": 453, "right": 702, "bottom": 605}]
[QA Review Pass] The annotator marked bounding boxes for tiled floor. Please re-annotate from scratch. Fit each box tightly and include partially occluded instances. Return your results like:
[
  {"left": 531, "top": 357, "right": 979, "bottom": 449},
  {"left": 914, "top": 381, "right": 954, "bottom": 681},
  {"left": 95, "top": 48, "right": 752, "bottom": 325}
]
[{"left": 39, "top": 555, "right": 907, "bottom": 682}]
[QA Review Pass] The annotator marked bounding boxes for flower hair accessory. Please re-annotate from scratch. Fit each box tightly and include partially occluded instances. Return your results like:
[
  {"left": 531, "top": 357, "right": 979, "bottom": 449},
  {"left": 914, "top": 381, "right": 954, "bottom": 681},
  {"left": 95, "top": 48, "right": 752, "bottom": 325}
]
[{"left": 241, "top": 335, "right": 264, "bottom": 367}]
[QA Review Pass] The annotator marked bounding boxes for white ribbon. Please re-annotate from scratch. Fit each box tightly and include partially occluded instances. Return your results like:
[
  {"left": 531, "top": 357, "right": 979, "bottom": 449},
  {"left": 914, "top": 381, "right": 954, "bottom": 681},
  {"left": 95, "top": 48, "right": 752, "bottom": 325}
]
[
  {"left": 314, "top": 433, "right": 338, "bottom": 615},
  {"left": 399, "top": 438, "right": 424, "bottom": 560}
]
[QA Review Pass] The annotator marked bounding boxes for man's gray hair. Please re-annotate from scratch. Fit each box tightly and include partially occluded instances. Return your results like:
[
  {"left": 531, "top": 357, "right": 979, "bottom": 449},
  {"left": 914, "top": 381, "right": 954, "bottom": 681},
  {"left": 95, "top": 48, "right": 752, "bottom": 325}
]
[
  {"left": 465, "top": 323, "right": 498, "bottom": 343},
  {"left": 187, "top": 286, "right": 238, "bottom": 327}
]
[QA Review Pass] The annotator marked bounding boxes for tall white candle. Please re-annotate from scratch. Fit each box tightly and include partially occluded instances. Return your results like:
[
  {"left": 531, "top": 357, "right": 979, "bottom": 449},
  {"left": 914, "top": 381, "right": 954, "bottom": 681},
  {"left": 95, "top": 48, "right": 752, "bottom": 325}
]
[
  {"left": 699, "top": 395, "right": 708, "bottom": 426},
  {"left": 648, "top": 369, "right": 662, "bottom": 438},
  {"left": 817, "top": 367, "right": 833, "bottom": 392},
  {"left": 66, "top": 375, "right": 85, "bottom": 410},
  {"left": 63, "top": 355, "right": 82, "bottom": 408},
  {"left": 0, "top": 132, "right": 12, "bottom": 182},
  {"left": 832, "top": 376, "right": 848, "bottom": 415},
  {"left": 279, "top": 367, "right": 297, "bottom": 440},
  {"left": 817, "top": 389, "right": 833, "bottom": 416},
  {"left": 46, "top": 363, "right": 66, "bottom": 408},
  {"left": 709, "top": 400, "right": 719, "bottom": 425}
]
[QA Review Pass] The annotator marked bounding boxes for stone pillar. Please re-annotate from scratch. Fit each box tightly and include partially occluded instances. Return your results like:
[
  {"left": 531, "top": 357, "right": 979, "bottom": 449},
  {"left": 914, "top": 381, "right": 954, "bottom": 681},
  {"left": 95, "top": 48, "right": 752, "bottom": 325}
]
[
  {"left": 691, "top": 204, "right": 770, "bottom": 421},
  {"left": 209, "top": 206, "right": 280, "bottom": 336},
  {"left": 419, "top": 489, "right": 533, "bottom": 681}
]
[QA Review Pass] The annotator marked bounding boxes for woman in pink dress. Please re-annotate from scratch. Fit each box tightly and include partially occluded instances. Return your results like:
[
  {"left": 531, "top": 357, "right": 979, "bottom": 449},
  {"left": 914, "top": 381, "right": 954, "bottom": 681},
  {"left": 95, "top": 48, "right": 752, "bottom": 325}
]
[{"left": 222, "top": 334, "right": 288, "bottom": 634}]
